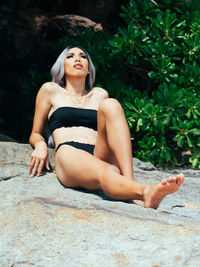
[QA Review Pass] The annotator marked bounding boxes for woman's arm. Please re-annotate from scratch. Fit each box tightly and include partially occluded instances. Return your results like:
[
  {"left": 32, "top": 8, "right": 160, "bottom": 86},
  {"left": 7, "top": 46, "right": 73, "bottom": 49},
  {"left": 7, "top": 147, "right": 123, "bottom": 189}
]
[{"left": 29, "top": 82, "right": 53, "bottom": 177}]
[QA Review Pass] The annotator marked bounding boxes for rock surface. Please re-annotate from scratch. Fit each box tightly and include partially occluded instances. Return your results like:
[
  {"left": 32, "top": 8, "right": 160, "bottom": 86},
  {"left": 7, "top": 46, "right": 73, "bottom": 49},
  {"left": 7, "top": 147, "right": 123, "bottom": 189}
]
[{"left": 0, "top": 141, "right": 200, "bottom": 266}]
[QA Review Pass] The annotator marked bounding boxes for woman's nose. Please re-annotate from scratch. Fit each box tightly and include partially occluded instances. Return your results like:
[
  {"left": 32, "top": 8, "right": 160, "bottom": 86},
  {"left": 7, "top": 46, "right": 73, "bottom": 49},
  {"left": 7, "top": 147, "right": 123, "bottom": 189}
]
[{"left": 75, "top": 57, "right": 81, "bottom": 62}]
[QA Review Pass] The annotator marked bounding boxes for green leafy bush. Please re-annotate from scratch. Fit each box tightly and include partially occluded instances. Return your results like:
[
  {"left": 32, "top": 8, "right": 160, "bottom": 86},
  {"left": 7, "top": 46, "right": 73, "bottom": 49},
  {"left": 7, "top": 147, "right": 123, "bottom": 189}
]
[{"left": 108, "top": 0, "right": 200, "bottom": 168}]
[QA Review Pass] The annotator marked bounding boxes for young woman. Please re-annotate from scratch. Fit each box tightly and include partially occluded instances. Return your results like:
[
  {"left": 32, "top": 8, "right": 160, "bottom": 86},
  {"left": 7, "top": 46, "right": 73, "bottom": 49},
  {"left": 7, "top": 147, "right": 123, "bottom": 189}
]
[{"left": 29, "top": 46, "right": 184, "bottom": 209}]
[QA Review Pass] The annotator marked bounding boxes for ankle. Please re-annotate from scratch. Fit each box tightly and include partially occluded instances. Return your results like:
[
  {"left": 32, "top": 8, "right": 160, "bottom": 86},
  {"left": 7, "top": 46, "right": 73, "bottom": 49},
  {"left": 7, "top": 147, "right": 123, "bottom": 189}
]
[
  {"left": 132, "top": 181, "right": 146, "bottom": 200},
  {"left": 142, "top": 184, "right": 150, "bottom": 201}
]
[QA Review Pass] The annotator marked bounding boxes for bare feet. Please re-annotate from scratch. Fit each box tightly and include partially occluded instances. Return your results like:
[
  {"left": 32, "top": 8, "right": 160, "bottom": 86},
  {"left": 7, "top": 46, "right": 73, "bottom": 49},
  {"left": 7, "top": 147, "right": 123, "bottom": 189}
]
[{"left": 143, "top": 174, "right": 184, "bottom": 209}]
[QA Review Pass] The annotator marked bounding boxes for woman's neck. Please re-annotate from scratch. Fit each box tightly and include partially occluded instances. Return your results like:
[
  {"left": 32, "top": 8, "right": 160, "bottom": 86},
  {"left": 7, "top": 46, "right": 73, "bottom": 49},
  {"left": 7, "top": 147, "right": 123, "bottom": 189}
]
[{"left": 65, "top": 77, "right": 86, "bottom": 96}]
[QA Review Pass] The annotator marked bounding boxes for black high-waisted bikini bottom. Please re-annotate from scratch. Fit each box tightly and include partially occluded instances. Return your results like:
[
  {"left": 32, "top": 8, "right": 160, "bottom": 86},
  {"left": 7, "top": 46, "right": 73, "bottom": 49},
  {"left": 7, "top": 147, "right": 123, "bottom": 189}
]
[{"left": 56, "top": 141, "right": 95, "bottom": 155}]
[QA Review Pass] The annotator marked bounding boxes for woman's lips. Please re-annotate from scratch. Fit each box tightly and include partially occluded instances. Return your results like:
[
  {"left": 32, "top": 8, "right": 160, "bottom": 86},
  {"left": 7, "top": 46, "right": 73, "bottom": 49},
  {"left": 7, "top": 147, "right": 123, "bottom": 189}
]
[{"left": 73, "top": 63, "right": 83, "bottom": 69}]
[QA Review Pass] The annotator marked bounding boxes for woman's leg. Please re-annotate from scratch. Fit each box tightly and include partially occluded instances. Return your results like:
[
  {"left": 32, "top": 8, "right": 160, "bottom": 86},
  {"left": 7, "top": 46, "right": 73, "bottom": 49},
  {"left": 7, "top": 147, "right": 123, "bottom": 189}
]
[
  {"left": 94, "top": 98, "right": 133, "bottom": 180},
  {"left": 55, "top": 145, "right": 184, "bottom": 209}
]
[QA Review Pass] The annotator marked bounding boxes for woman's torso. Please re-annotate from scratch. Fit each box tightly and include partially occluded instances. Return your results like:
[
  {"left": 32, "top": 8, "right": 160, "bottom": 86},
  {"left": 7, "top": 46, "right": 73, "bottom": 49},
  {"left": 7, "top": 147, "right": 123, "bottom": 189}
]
[{"left": 48, "top": 84, "right": 107, "bottom": 148}]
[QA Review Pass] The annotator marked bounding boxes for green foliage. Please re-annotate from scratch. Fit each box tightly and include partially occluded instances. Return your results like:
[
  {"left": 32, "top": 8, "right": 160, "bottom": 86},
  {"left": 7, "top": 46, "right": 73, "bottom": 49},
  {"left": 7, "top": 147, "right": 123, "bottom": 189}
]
[
  {"left": 109, "top": 0, "right": 200, "bottom": 168},
  {"left": 122, "top": 84, "right": 200, "bottom": 167}
]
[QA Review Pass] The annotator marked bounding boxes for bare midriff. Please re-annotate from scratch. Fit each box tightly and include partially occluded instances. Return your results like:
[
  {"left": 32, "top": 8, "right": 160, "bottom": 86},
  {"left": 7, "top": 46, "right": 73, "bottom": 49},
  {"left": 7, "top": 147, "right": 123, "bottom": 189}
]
[{"left": 52, "top": 127, "right": 97, "bottom": 147}]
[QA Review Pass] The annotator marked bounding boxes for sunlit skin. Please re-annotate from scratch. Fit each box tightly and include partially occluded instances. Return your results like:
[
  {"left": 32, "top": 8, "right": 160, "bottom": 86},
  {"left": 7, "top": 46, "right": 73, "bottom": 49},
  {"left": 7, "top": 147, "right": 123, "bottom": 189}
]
[
  {"left": 64, "top": 49, "right": 89, "bottom": 80},
  {"left": 29, "top": 47, "right": 184, "bottom": 209}
]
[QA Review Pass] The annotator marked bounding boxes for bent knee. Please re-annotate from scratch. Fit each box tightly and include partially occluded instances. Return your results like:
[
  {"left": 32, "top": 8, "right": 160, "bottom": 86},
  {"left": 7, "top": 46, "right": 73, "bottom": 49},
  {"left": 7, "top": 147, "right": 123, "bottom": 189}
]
[
  {"left": 110, "top": 164, "right": 120, "bottom": 174},
  {"left": 98, "top": 98, "right": 123, "bottom": 117},
  {"left": 99, "top": 164, "right": 120, "bottom": 184},
  {"left": 103, "top": 164, "right": 120, "bottom": 174}
]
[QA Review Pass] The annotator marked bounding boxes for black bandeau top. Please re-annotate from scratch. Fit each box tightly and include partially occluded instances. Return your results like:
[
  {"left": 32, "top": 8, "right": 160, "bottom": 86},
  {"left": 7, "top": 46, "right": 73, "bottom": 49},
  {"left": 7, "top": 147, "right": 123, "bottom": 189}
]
[{"left": 48, "top": 106, "right": 98, "bottom": 132}]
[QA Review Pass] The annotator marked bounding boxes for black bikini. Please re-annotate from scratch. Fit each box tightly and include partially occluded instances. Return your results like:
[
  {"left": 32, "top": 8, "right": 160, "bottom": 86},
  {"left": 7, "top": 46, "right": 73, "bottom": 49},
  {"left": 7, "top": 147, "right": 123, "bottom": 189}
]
[
  {"left": 56, "top": 141, "right": 95, "bottom": 154},
  {"left": 48, "top": 106, "right": 97, "bottom": 154}
]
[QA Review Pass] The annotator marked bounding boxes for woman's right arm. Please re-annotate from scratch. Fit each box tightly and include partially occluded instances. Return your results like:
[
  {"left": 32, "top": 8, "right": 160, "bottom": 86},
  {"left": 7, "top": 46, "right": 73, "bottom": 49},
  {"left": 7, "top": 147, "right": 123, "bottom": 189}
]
[{"left": 29, "top": 83, "right": 53, "bottom": 177}]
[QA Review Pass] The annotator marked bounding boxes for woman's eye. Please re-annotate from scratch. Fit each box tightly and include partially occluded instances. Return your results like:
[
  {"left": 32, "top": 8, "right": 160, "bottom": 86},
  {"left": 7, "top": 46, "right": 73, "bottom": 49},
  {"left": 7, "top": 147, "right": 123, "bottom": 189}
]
[{"left": 66, "top": 54, "right": 87, "bottom": 59}]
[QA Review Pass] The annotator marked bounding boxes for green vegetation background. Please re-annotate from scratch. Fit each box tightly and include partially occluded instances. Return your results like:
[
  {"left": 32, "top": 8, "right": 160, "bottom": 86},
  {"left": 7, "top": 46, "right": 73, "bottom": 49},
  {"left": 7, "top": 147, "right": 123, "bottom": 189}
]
[{"left": 23, "top": 0, "right": 200, "bottom": 168}]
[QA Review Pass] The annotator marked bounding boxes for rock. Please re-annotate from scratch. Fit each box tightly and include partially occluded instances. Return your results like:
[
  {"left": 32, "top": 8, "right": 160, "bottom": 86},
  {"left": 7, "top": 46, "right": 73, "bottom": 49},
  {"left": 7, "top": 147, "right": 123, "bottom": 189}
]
[
  {"left": 0, "top": 141, "right": 200, "bottom": 266},
  {"left": 52, "top": 14, "right": 103, "bottom": 35},
  {"left": 0, "top": 0, "right": 127, "bottom": 32},
  {"left": 133, "top": 157, "right": 156, "bottom": 171},
  {"left": 0, "top": 134, "right": 17, "bottom": 142},
  {"left": 0, "top": 141, "right": 55, "bottom": 169}
]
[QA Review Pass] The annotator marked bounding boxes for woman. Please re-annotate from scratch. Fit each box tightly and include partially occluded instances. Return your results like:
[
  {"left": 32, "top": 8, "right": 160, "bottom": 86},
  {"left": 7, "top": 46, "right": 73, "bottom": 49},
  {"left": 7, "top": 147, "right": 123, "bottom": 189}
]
[{"left": 29, "top": 46, "right": 184, "bottom": 209}]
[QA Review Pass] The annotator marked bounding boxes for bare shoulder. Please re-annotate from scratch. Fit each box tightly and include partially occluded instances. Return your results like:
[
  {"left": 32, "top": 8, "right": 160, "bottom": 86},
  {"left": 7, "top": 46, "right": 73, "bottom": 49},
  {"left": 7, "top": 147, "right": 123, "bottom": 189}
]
[
  {"left": 93, "top": 87, "right": 109, "bottom": 99},
  {"left": 39, "top": 82, "right": 59, "bottom": 94},
  {"left": 36, "top": 82, "right": 60, "bottom": 102}
]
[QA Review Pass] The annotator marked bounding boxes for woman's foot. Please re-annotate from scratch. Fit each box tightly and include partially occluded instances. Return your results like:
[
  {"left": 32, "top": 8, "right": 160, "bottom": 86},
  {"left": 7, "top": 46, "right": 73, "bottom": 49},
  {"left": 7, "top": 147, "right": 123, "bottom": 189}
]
[{"left": 143, "top": 174, "right": 184, "bottom": 209}]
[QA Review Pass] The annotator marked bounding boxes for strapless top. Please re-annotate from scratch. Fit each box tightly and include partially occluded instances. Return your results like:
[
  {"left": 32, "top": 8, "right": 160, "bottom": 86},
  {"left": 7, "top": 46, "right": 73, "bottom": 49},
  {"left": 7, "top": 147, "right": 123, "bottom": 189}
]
[{"left": 48, "top": 106, "right": 98, "bottom": 133}]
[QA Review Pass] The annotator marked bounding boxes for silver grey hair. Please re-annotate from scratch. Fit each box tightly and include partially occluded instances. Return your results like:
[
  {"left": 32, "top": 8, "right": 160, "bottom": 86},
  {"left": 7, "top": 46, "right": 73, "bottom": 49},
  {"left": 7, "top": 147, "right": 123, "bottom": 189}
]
[{"left": 51, "top": 46, "right": 95, "bottom": 90}]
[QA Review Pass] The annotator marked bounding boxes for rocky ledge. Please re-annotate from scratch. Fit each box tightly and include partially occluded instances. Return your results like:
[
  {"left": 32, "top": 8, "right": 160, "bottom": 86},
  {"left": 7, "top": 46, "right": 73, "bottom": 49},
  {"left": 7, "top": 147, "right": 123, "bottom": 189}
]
[{"left": 0, "top": 142, "right": 200, "bottom": 266}]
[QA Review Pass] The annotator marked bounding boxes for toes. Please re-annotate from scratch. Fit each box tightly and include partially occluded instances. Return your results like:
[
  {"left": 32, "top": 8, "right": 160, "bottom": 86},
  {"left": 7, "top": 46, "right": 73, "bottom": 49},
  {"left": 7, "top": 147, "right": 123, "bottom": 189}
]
[
  {"left": 161, "top": 174, "right": 184, "bottom": 186},
  {"left": 168, "top": 177, "right": 177, "bottom": 183},
  {"left": 161, "top": 175, "right": 182, "bottom": 185},
  {"left": 161, "top": 179, "right": 168, "bottom": 185},
  {"left": 176, "top": 173, "right": 184, "bottom": 179},
  {"left": 176, "top": 174, "right": 184, "bottom": 185},
  {"left": 162, "top": 177, "right": 177, "bottom": 185}
]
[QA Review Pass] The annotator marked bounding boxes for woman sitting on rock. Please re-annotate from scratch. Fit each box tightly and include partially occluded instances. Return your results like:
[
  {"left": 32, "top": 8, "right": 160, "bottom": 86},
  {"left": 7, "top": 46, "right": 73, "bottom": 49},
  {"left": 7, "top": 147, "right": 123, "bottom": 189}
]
[{"left": 29, "top": 46, "right": 184, "bottom": 209}]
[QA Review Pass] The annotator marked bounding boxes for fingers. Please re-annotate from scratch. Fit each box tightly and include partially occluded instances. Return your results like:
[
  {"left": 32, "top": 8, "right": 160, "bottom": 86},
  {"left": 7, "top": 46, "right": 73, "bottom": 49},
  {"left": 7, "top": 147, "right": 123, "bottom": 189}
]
[
  {"left": 30, "top": 158, "right": 40, "bottom": 177},
  {"left": 29, "top": 145, "right": 49, "bottom": 177},
  {"left": 45, "top": 156, "right": 50, "bottom": 171},
  {"left": 37, "top": 159, "right": 45, "bottom": 177},
  {"left": 29, "top": 156, "right": 45, "bottom": 177},
  {"left": 29, "top": 156, "right": 36, "bottom": 175}
]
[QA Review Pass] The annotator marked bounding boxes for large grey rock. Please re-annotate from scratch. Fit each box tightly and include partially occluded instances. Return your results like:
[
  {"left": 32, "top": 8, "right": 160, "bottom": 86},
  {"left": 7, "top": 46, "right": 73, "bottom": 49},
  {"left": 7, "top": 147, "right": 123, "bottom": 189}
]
[
  {"left": 0, "top": 141, "right": 200, "bottom": 266},
  {"left": 0, "top": 141, "right": 55, "bottom": 169}
]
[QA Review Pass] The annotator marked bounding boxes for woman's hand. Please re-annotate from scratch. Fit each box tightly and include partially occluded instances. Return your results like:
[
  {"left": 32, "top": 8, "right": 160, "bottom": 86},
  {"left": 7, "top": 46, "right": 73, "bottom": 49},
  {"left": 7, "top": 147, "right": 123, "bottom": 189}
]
[{"left": 29, "top": 141, "right": 50, "bottom": 177}]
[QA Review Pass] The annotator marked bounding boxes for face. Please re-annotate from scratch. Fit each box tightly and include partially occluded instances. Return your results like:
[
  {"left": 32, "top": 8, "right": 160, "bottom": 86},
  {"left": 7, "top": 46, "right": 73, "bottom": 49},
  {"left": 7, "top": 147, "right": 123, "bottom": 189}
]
[{"left": 64, "top": 47, "right": 89, "bottom": 78}]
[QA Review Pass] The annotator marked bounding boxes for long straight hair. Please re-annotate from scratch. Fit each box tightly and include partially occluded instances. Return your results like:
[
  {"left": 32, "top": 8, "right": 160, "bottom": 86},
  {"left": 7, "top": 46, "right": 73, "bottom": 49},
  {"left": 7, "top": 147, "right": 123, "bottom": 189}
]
[{"left": 51, "top": 46, "right": 95, "bottom": 90}]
